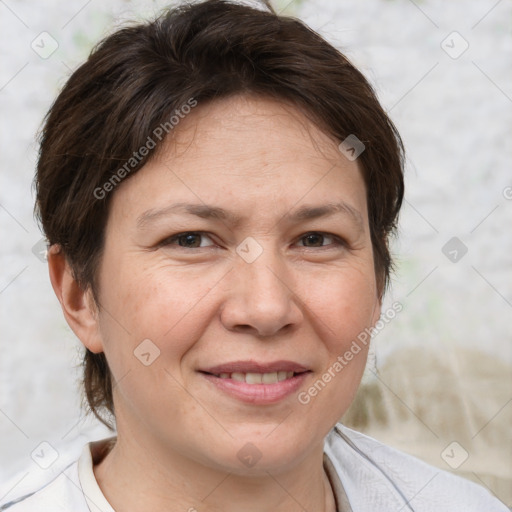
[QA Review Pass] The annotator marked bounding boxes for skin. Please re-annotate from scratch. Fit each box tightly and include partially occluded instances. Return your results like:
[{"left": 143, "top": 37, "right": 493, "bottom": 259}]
[{"left": 49, "top": 93, "right": 381, "bottom": 512}]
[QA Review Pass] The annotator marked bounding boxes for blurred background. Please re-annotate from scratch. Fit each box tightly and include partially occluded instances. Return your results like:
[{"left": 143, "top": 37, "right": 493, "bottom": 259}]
[{"left": 0, "top": 0, "right": 511, "bottom": 507}]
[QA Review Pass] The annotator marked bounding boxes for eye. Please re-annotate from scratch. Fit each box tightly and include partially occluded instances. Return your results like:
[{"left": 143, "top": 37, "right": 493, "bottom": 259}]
[
  {"left": 162, "top": 232, "right": 215, "bottom": 249},
  {"left": 297, "top": 232, "right": 342, "bottom": 248}
]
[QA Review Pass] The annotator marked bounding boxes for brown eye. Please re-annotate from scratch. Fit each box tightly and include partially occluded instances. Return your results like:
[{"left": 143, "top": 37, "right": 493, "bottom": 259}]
[
  {"left": 302, "top": 233, "right": 324, "bottom": 247},
  {"left": 161, "top": 232, "right": 215, "bottom": 249},
  {"left": 299, "top": 233, "right": 335, "bottom": 247},
  {"left": 177, "top": 233, "right": 203, "bottom": 247}
]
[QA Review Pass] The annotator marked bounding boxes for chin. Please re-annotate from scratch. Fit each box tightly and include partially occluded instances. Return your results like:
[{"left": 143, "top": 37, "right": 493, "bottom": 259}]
[{"left": 206, "top": 428, "right": 319, "bottom": 476}]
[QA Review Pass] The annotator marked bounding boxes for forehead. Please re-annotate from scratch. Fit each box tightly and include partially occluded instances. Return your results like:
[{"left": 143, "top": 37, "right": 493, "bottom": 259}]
[
  {"left": 168, "top": 93, "right": 343, "bottom": 170},
  {"left": 110, "top": 94, "right": 368, "bottom": 225}
]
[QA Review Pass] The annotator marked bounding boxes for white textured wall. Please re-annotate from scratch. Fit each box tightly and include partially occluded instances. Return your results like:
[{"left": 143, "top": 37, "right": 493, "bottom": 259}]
[{"left": 1, "top": 0, "right": 511, "bottom": 507}]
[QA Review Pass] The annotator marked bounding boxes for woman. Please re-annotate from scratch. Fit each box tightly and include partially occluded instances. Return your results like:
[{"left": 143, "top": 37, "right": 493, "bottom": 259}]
[{"left": 1, "top": 0, "right": 506, "bottom": 510}]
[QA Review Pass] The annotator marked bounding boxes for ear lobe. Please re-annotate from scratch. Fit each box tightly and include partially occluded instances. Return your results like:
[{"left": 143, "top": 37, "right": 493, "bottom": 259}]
[{"left": 47, "top": 245, "right": 104, "bottom": 354}]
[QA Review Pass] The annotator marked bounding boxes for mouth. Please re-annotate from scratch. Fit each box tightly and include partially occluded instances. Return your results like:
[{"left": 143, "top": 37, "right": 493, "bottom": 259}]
[
  {"left": 199, "top": 360, "right": 311, "bottom": 404},
  {"left": 202, "top": 370, "right": 304, "bottom": 384}
]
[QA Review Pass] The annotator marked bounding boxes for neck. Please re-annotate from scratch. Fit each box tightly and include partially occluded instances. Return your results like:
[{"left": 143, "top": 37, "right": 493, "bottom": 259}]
[{"left": 93, "top": 428, "right": 336, "bottom": 512}]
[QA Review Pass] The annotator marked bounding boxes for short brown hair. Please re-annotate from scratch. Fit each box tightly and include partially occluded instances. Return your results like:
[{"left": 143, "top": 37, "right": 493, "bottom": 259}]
[{"left": 36, "top": 0, "right": 404, "bottom": 428}]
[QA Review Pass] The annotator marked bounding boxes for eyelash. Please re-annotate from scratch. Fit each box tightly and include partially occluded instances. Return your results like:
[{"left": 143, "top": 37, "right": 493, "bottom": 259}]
[{"left": 159, "top": 231, "right": 347, "bottom": 250}]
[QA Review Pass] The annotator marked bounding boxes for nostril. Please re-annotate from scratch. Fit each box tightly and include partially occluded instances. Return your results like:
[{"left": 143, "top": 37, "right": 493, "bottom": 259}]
[{"left": 233, "top": 324, "right": 256, "bottom": 334}]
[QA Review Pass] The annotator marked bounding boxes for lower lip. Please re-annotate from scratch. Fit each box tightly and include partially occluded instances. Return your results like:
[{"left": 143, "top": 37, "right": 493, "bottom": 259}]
[{"left": 201, "top": 372, "right": 310, "bottom": 404}]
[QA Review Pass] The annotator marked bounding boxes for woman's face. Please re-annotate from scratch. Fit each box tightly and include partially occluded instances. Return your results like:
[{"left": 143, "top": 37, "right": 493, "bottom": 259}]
[{"left": 94, "top": 94, "right": 380, "bottom": 473}]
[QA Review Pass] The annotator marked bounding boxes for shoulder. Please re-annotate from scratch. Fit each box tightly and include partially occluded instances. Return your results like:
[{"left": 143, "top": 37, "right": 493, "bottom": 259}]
[
  {"left": 325, "top": 424, "right": 509, "bottom": 512},
  {"left": 0, "top": 461, "right": 88, "bottom": 512}
]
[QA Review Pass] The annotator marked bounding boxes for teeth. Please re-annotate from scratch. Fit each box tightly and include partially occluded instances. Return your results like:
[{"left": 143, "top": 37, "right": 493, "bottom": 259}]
[
  {"left": 216, "top": 371, "right": 296, "bottom": 384},
  {"left": 262, "top": 372, "right": 278, "bottom": 384},
  {"left": 246, "top": 372, "right": 263, "bottom": 384}
]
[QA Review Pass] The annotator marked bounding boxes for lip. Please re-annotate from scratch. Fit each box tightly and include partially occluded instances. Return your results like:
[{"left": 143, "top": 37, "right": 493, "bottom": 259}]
[
  {"left": 201, "top": 360, "right": 309, "bottom": 374},
  {"left": 201, "top": 372, "right": 310, "bottom": 404},
  {"left": 199, "top": 360, "right": 311, "bottom": 405}
]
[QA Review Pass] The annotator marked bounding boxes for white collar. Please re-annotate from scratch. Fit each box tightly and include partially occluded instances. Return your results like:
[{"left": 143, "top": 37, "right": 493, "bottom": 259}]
[
  {"left": 77, "top": 439, "right": 116, "bottom": 512},
  {"left": 77, "top": 437, "right": 350, "bottom": 511}
]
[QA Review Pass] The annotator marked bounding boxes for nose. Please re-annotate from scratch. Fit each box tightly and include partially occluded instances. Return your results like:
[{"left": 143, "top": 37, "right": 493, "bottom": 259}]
[{"left": 220, "top": 248, "right": 303, "bottom": 338}]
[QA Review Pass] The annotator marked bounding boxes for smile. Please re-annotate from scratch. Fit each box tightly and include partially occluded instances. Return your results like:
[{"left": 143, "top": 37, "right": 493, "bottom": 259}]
[
  {"left": 199, "top": 361, "right": 311, "bottom": 404},
  {"left": 212, "top": 371, "right": 296, "bottom": 384}
]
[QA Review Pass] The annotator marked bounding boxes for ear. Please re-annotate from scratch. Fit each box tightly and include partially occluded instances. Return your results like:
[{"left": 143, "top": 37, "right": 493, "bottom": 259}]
[{"left": 47, "top": 245, "right": 104, "bottom": 354}]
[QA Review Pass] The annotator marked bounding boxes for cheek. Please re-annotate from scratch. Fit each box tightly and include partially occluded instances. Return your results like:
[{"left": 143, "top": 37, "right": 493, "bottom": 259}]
[
  {"left": 96, "top": 257, "right": 225, "bottom": 375},
  {"left": 299, "top": 263, "right": 379, "bottom": 348},
  {"left": 293, "top": 265, "right": 378, "bottom": 423},
  {"left": 94, "top": 263, "right": 220, "bottom": 424}
]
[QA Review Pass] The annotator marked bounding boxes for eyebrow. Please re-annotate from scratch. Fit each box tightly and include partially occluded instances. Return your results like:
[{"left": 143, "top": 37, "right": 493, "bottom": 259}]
[
  {"left": 137, "top": 203, "right": 242, "bottom": 229},
  {"left": 136, "top": 201, "right": 363, "bottom": 230},
  {"left": 283, "top": 202, "right": 363, "bottom": 228}
]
